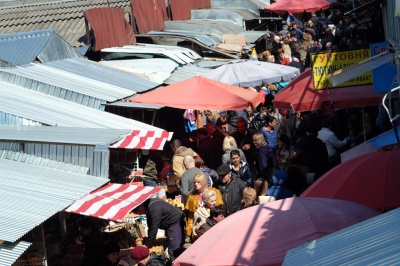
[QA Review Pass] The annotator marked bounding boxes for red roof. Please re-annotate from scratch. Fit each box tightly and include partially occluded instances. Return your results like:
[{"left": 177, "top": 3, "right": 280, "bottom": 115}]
[
  {"left": 131, "top": 0, "right": 167, "bottom": 33},
  {"left": 84, "top": 7, "right": 136, "bottom": 51},
  {"left": 65, "top": 184, "right": 162, "bottom": 221}
]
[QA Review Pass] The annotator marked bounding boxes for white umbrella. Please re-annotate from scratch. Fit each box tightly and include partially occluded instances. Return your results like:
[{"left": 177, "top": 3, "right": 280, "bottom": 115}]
[{"left": 205, "top": 59, "right": 300, "bottom": 87}]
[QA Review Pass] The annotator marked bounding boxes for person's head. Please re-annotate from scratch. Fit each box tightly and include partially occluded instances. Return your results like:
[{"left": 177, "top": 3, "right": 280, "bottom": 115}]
[
  {"left": 222, "top": 136, "right": 238, "bottom": 152},
  {"left": 276, "top": 149, "right": 290, "bottom": 163},
  {"left": 321, "top": 118, "right": 333, "bottom": 129},
  {"left": 130, "top": 246, "right": 150, "bottom": 266},
  {"left": 217, "top": 164, "right": 232, "bottom": 184},
  {"left": 267, "top": 55, "right": 275, "bottom": 63},
  {"left": 252, "top": 132, "right": 266, "bottom": 149},
  {"left": 216, "top": 116, "right": 229, "bottom": 133},
  {"left": 193, "top": 155, "right": 205, "bottom": 169},
  {"left": 278, "top": 134, "right": 291, "bottom": 149},
  {"left": 203, "top": 123, "right": 216, "bottom": 136},
  {"left": 170, "top": 139, "right": 182, "bottom": 153},
  {"left": 266, "top": 115, "right": 278, "bottom": 129},
  {"left": 183, "top": 155, "right": 195, "bottom": 170},
  {"left": 230, "top": 149, "right": 241, "bottom": 167},
  {"left": 104, "top": 240, "right": 120, "bottom": 264},
  {"left": 210, "top": 206, "right": 225, "bottom": 223},
  {"left": 202, "top": 189, "right": 217, "bottom": 208},
  {"left": 254, "top": 178, "right": 268, "bottom": 197},
  {"left": 245, "top": 107, "right": 253, "bottom": 117},
  {"left": 288, "top": 148, "right": 303, "bottom": 165},
  {"left": 241, "top": 187, "right": 257, "bottom": 208},
  {"left": 132, "top": 204, "right": 146, "bottom": 215},
  {"left": 79, "top": 218, "right": 96, "bottom": 236},
  {"left": 193, "top": 172, "right": 208, "bottom": 193},
  {"left": 236, "top": 117, "right": 247, "bottom": 135}
]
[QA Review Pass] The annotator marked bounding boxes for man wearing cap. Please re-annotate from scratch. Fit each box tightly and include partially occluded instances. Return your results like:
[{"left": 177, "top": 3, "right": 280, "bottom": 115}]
[
  {"left": 100, "top": 240, "right": 129, "bottom": 266},
  {"left": 132, "top": 198, "right": 183, "bottom": 263},
  {"left": 130, "top": 246, "right": 165, "bottom": 266},
  {"left": 214, "top": 164, "right": 247, "bottom": 217}
]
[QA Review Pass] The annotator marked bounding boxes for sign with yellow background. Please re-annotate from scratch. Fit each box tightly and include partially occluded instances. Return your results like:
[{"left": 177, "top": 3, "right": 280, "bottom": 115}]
[{"left": 311, "top": 49, "right": 373, "bottom": 90}]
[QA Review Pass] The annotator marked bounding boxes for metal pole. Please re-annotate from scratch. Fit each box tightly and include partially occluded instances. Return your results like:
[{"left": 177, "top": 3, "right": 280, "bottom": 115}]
[
  {"left": 41, "top": 224, "right": 48, "bottom": 266},
  {"left": 59, "top": 212, "right": 67, "bottom": 242}
]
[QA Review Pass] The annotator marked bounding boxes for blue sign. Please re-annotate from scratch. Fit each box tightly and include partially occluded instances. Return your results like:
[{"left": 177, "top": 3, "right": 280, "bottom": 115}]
[{"left": 370, "top": 42, "right": 398, "bottom": 92}]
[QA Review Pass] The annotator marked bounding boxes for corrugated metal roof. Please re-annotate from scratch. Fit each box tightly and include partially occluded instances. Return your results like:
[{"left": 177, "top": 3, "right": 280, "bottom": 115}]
[
  {"left": 0, "top": 29, "right": 83, "bottom": 65},
  {"left": 45, "top": 58, "right": 160, "bottom": 92},
  {"left": 212, "top": 0, "right": 261, "bottom": 15},
  {"left": 130, "top": 0, "right": 167, "bottom": 34},
  {"left": 165, "top": 20, "right": 267, "bottom": 43},
  {"left": 0, "top": 158, "right": 109, "bottom": 242},
  {"left": 101, "top": 43, "right": 202, "bottom": 65},
  {"left": 105, "top": 100, "right": 164, "bottom": 109},
  {"left": 0, "top": 81, "right": 164, "bottom": 130},
  {"left": 0, "top": 125, "right": 130, "bottom": 146},
  {"left": 98, "top": 58, "right": 179, "bottom": 84},
  {"left": 164, "top": 65, "right": 212, "bottom": 84},
  {"left": 0, "top": 149, "right": 90, "bottom": 175},
  {"left": 191, "top": 9, "right": 260, "bottom": 28},
  {"left": 283, "top": 209, "right": 400, "bottom": 266},
  {"left": 146, "top": 30, "right": 221, "bottom": 47},
  {"left": 0, "top": 241, "right": 32, "bottom": 266},
  {"left": 0, "top": 58, "right": 159, "bottom": 109},
  {"left": 0, "top": 0, "right": 131, "bottom": 47}
]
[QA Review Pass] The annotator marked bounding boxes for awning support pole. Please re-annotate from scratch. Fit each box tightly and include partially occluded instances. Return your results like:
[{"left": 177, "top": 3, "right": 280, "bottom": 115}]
[
  {"left": 59, "top": 212, "right": 67, "bottom": 242},
  {"left": 362, "top": 106, "right": 367, "bottom": 141},
  {"left": 41, "top": 224, "right": 48, "bottom": 266}
]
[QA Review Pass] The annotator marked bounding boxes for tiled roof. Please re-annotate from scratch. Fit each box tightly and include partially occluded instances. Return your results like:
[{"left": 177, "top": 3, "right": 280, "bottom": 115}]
[{"left": 0, "top": 0, "right": 132, "bottom": 47}]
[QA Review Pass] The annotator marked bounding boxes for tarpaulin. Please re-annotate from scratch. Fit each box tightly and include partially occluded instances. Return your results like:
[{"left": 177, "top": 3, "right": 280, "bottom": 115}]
[
  {"left": 65, "top": 183, "right": 162, "bottom": 221},
  {"left": 110, "top": 130, "right": 173, "bottom": 150}
]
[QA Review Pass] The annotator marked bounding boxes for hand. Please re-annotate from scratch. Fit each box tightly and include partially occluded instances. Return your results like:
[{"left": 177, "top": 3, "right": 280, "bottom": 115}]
[
  {"left": 242, "top": 144, "right": 251, "bottom": 151},
  {"left": 344, "top": 136, "right": 351, "bottom": 142}
]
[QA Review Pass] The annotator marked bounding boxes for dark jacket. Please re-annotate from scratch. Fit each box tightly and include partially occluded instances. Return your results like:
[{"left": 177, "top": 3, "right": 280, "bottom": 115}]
[
  {"left": 215, "top": 178, "right": 247, "bottom": 216},
  {"left": 197, "top": 217, "right": 216, "bottom": 237},
  {"left": 255, "top": 145, "right": 275, "bottom": 178},
  {"left": 143, "top": 198, "right": 182, "bottom": 246},
  {"left": 230, "top": 161, "right": 254, "bottom": 186},
  {"left": 81, "top": 231, "right": 104, "bottom": 266}
]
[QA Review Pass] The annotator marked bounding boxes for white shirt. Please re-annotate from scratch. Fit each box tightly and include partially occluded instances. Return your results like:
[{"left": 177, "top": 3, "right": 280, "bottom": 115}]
[{"left": 317, "top": 127, "right": 348, "bottom": 158}]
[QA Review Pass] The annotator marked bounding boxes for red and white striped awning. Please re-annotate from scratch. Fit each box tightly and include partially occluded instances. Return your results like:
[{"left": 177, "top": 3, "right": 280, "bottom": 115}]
[
  {"left": 65, "top": 183, "right": 162, "bottom": 221},
  {"left": 110, "top": 130, "right": 173, "bottom": 150}
]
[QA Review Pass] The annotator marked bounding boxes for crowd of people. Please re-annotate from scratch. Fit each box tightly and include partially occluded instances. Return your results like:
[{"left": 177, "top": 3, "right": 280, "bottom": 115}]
[
  {"left": 80, "top": 2, "right": 389, "bottom": 265},
  {"left": 257, "top": 1, "right": 384, "bottom": 73}
]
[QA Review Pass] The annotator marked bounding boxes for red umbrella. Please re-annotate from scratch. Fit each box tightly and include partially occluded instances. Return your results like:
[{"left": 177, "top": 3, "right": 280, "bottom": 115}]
[
  {"left": 301, "top": 148, "right": 400, "bottom": 212},
  {"left": 129, "top": 76, "right": 263, "bottom": 110},
  {"left": 265, "top": 0, "right": 333, "bottom": 14},
  {"left": 174, "top": 197, "right": 378, "bottom": 266},
  {"left": 273, "top": 69, "right": 382, "bottom": 111}
]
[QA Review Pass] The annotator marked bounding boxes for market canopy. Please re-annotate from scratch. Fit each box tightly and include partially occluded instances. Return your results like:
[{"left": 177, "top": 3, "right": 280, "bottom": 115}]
[
  {"left": 65, "top": 183, "right": 162, "bottom": 222},
  {"left": 110, "top": 130, "right": 173, "bottom": 150},
  {"left": 129, "top": 76, "right": 264, "bottom": 110},
  {"left": 0, "top": 159, "right": 108, "bottom": 242},
  {"left": 205, "top": 60, "right": 300, "bottom": 87},
  {"left": 265, "top": 0, "right": 333, "bottom": 14},
  {"left": 273, "top": 69, "right": 382, "bottom": 111}
]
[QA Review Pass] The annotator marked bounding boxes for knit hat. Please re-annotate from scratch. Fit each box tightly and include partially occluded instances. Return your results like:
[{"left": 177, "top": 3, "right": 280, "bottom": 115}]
[
  {"left": 130, "top": 246, "right": 150, "bottom": 261},
  {"left": 104, "top": 240, "right": 120, "bottom": 255}
]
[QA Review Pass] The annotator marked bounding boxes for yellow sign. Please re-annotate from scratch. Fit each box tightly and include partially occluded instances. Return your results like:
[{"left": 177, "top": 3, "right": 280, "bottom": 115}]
[{"left": 311, "top": 49, "right": 373, "bottom": 89}]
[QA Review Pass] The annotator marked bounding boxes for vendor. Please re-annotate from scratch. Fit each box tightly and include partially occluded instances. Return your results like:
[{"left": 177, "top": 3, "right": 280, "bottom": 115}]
[{"left": 132, "top": 198, "right": 183, "bottom": 263}]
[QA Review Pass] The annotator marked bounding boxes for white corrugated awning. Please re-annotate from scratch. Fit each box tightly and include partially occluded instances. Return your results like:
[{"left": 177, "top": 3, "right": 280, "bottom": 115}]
[
  {"left": 0, "top": 159, "right": 109, "bottom": 242},
  {"left": 110, "top": 130, "right": 173, "bottom": 150},
  {"left": 65, "top": 184, "right": 162, "bottom": 222}
]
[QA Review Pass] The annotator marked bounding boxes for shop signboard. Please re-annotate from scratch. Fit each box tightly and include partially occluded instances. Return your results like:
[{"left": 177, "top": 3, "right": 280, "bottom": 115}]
[
  {"left": 312, "top": 49, "right": 372, "bottom": 89},
  {"left": 370, "top": 42, "right": 398, "bottom": 92}
]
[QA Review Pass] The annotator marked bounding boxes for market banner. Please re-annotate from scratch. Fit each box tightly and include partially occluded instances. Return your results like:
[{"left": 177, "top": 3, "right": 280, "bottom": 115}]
[{"left": 312, "top": 49, "right": 373, "bottom": 89}]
